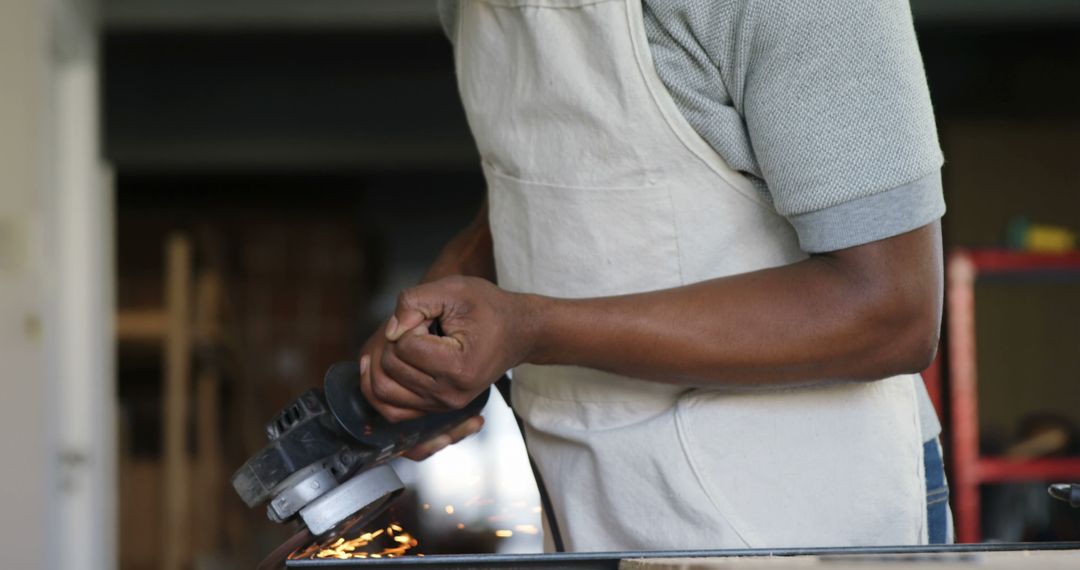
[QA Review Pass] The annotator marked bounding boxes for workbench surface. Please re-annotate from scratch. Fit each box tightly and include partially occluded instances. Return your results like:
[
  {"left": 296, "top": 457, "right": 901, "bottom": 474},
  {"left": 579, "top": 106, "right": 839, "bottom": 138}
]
[
  {"left": 287, "top": 543, "right": 1080, "bottom": 569},
  {"left": 623, "top": 549, "right": 1080, "bottom": 569}
]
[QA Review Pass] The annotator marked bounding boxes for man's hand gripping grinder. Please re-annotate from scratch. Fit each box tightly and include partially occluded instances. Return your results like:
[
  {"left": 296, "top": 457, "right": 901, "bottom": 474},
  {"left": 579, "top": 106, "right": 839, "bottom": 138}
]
[{"left": 231, "top": 360, "right": 492, "bottom": 568}]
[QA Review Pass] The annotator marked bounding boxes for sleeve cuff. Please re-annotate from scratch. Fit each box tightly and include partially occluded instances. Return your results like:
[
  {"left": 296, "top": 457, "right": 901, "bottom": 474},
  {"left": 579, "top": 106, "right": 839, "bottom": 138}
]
[{"left": 786, "top": 170, "right": 946, "bottom": 253}]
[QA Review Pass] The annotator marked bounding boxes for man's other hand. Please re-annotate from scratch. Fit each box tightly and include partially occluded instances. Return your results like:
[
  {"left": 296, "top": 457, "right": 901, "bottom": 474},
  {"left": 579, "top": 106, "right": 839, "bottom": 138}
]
[
  {"left": 357, "top": 320, "right": 486, "bottom": 462},
  {"left": 359, "top": 319, "right": 438, "bottom": 423},
  {"left": 377, "top": 276, "right": 538, "bottom": 414}
]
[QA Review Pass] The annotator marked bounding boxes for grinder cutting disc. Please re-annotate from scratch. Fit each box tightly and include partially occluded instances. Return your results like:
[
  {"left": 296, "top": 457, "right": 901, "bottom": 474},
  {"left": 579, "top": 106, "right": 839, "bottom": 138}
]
[{"left": 260, "top": 466, "right": 404, "bottom": 569}]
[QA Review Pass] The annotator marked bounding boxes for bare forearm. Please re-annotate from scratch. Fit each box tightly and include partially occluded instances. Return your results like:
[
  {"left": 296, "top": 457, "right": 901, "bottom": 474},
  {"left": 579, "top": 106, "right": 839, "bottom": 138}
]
[
  {"left": 526, "top": 223, "right": 943, "bottom": 388},
  {"left": 422, "top": 200, "right": 495, "bottom": 283}
]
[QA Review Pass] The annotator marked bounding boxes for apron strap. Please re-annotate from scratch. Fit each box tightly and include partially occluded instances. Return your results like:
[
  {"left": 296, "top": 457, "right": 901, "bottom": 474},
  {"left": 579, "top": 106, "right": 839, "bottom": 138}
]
[{"left": 494, "top": 376, "right": 566, "bottom": 552}]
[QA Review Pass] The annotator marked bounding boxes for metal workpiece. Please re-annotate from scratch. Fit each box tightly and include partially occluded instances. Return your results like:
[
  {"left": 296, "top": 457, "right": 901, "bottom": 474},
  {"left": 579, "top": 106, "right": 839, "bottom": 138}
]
[{"left": 285, "top": 543, "right": 1080, "bottom": 569}]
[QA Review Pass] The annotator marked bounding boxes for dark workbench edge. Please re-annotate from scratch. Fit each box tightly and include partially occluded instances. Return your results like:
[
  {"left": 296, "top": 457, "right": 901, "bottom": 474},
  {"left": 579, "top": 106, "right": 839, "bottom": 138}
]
[{"left": 287, "top": 542, "right": 1080, "bottom": 568}]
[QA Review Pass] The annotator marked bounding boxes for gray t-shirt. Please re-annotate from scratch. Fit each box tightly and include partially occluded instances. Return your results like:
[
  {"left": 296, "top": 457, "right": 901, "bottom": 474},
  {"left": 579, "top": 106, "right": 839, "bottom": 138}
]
[{"left": 439, "top": 0, "right": 943, "bottom": 439}]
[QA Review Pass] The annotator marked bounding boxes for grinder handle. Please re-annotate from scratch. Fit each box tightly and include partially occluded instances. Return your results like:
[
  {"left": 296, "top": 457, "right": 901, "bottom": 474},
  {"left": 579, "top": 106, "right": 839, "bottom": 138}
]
[{"left": 324, "top": 359, "right": 493, "bottom": 454}]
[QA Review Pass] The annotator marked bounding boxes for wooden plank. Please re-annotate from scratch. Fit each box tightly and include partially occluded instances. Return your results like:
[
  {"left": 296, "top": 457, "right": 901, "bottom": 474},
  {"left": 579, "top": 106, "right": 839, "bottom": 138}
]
[
  {"left": 120, "top": 460, "right": 163, "bottom": 570},
  {"left": 192, "top": 271, "right": 224, "bottom": 555},
  {"left": 162, "top": 234, "right": 192, "bottom": 570},
  {"left": 193, "top": 269, "right": 222, "bottom": 347},
  {"left": 194, "top": 369, "right": 222, "bottom": 553},
  {"left": 116, "top": 308, "right": 166, "bottom": 342}
]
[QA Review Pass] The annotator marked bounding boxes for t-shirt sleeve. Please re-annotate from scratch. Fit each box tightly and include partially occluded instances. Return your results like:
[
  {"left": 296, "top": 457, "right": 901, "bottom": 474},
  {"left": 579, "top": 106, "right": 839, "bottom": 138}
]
[{"left": 739, "top": 0, "right": 945, "bottom": 252}]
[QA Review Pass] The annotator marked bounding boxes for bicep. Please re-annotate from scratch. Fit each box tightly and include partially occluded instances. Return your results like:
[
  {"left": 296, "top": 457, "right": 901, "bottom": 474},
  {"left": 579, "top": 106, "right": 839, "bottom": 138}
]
[{"left": 742, "top": 0, "right": 943, "bottom": 220}]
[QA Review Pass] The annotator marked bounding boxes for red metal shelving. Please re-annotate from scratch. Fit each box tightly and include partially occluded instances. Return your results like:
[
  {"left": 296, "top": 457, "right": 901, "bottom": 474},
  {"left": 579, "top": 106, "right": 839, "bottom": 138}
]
[{"left": 946, "top": 248, "right": 1080, "bottom": 543}]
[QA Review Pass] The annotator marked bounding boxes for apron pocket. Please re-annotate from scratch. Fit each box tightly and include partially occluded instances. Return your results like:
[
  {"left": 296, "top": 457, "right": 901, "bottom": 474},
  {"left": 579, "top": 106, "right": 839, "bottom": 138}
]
[
  {"left": 484, "top": 162, "right": 683, "bottom": 299},
  {"left": 674, "top": 391, "right": 760, "bottom": 548},
  {"left": 518, "top": 386, "right": 758, "bottom": 551},
  {"left": 675, "top": 380, "right": 926, "bottom": 548}
]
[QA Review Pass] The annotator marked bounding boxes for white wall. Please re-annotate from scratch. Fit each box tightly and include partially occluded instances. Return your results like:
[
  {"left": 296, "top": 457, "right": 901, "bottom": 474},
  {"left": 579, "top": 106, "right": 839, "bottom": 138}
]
[
  {"left": 0, "top": 0, "right": 53, "bottom": 567},
  {"left": 0, "top": 0, "right": 113, "bottom": 568},
  {"left": 51, "top": 1, "right": 116, "bottom": 569}
]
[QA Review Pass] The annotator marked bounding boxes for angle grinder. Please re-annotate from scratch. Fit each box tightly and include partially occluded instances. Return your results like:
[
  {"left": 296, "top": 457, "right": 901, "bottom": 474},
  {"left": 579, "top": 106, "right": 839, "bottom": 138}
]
[{"left": 232, "top": 360, "right": 493, "bottom": 569}]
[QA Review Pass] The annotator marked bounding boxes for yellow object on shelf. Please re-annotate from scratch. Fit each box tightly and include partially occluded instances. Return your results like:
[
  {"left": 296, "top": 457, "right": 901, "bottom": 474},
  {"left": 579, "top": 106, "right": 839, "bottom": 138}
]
[
  {"left": 1007, "top": 217, "right": 1077, "bottom": 253},
  {"left": 1027, "top": 224, "right": 1077, "bottom": 252}
]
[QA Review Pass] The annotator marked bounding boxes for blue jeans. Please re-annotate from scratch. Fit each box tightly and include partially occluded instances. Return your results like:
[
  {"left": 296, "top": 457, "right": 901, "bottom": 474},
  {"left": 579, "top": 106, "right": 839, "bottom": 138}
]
[{"left": 924, "top": 438, "right": 952, "bottom": 544}]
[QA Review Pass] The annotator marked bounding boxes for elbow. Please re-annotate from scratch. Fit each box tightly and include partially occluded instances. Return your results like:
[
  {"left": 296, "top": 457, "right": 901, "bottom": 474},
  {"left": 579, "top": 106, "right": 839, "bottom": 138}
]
[
  {"left": 893, "top": 316, "right": 940, "bottom": 375},
  {"left": 823, "top": 220, "right": 945, "bottom": 382},
  {"left": 856, "top": 286, "right": 942, "bottom": 380}
]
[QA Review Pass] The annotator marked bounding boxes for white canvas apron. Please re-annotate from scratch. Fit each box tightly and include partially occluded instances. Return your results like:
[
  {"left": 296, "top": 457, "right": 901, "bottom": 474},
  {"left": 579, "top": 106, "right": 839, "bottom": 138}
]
[{"left": 453, "top": 0, "right": 927, "bottom": 551}]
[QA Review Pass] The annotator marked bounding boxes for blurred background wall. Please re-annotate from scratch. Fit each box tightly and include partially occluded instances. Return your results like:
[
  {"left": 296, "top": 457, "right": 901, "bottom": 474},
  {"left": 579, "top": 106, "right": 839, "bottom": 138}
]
[
  {"left": 1, "top": 1, "right": 1079, "bottom": 569},
  {"left": 1, "top": 1, "right": 114, "bottom": 569},
  {"left": 0, "top": 1, "right": 53, "bottom": 568}
]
